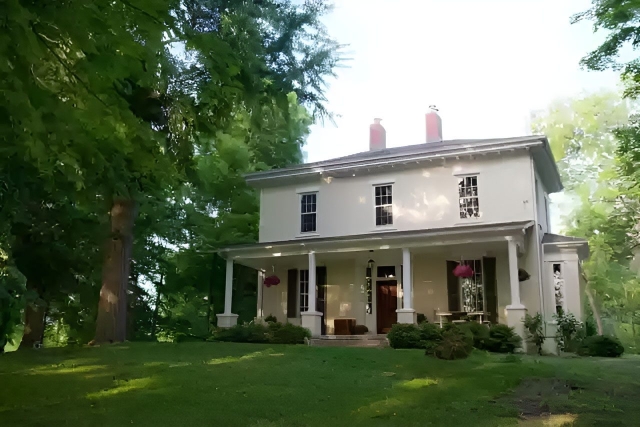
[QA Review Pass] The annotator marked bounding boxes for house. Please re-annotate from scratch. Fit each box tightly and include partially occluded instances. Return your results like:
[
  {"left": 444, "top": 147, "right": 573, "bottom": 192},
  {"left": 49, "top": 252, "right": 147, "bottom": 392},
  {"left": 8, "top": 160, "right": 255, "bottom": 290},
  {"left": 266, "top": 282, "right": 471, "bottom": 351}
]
[{"left": 216, "top": 109, "right": 589, "bottom": 350}]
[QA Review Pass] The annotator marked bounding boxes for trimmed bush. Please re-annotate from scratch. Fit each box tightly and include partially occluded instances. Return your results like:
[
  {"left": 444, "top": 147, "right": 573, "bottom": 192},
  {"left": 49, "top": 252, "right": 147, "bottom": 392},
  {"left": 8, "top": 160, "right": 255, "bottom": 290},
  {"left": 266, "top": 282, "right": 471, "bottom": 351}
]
[
  {"left": 456, "top": 322, "right": 490, "bottom": 349},
  {"left": 387, "top": 323, "right": 444, "bottom": 350},
  {"left": 483, "top": 324, "right": 522, "bottom": 353},
  {"left": 417, "top": 313, "right": 427, "bottom": 324},
  {"left": 387, "top": 324, "right": 422, "bottom": 349},
  {"left": 264, "top": 314, "right": 278, "bottom": 323},
  {"left": 577, "top": 335, "right": 624, "bottom": 358},
  {"left": 434, "top": 328, "right": 473, "bottom": 360},
  {"left": 215, "top": 323, "right": 269, "bottom": 343},
  {"left": 353, "top": 324, "right": 369, "bottom": 335},
  {"left": 268, "top": 322, "right": 311, "bottom": 344}
]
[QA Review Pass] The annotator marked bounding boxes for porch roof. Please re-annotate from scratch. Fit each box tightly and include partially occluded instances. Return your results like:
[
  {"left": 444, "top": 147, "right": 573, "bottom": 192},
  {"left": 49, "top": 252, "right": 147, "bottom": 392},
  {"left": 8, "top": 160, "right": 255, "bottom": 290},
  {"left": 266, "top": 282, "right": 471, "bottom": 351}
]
[
  {"left": 542, "top": 233, "right": 589, "bottom": 260},
  {"left": 218, "top": 221, "right": 534, "bottom": 261}
]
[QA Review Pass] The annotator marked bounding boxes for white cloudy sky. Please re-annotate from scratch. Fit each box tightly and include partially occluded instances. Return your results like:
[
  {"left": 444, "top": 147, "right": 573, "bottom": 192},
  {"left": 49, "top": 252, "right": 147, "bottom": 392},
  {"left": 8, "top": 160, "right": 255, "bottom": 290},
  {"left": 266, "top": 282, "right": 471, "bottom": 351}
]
[{"left": 305, "top": 0, "right": 620, "bottom": 163}]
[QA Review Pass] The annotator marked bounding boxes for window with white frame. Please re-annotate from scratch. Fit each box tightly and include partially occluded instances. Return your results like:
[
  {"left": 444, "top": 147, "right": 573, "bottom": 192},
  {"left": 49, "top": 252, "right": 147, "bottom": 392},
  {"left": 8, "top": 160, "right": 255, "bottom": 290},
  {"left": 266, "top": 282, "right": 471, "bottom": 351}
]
[
  {"left": 553, "top": 263, "right": 565, "bottom": 315},
  {"left": 299, "top": 269, "right": 309, "bottom": 313},
  {"left": 460, "top": 260, "right": 484, "bottom": 312},
  {"left": 374, "top": 184, "right": 393, "bottom": 226},
  {"left": 300, "top": 193, "right": 317, "bottom": 233},
  {"left": 458, "top": 175, "right": 480, "bottom": 219}
]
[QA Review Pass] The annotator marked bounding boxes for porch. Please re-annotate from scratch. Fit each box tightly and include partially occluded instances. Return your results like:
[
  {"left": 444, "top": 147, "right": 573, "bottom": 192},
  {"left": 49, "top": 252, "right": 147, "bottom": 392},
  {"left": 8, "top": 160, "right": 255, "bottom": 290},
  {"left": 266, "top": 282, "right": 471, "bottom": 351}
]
[{"left": 217, "top": 221, "right": 537, "bottom": 342}]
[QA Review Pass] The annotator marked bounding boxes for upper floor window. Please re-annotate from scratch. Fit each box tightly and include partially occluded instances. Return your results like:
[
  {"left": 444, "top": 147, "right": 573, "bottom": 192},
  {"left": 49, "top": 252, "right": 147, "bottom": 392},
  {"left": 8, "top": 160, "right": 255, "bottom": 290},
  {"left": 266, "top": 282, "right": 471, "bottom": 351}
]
[
  {"left": 300, "top": 193, "right": 317, "bottom": 233},
  {"left": 458, "top": 176, "right": 480, "bottom": 219},
  {"left": 375, "top": 184, "right": 393, "bottom": 226}
]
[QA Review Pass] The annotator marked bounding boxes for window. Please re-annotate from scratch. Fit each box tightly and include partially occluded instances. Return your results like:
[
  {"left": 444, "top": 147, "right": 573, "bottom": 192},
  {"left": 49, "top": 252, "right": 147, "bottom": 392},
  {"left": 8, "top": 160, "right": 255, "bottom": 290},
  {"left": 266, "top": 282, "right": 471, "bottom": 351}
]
[
  {"left": 460, "top": 260, "right": 484, "bottom": 312},
  {"left": 458, "top": 175, "right": 480, "bottom": 219},
  {"left": 377, "top": 266, "right": 396, "bottom": 278},
  {"left": 299, "top": 270, "right": 309, "bottom": 313},
  {"left": 300, "top": 193, "right": 317, "bottom": 233},
  {"left": 375, "top": 185, "right": 393, "bottom": 226}
]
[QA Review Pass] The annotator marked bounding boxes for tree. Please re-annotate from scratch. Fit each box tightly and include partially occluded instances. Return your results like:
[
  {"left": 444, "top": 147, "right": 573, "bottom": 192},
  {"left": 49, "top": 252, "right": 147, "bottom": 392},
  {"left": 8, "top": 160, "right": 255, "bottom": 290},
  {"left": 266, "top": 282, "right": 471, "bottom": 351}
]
[
  {"left": 531, "top": 90, "right": 640, "bottom": 337},
  {"left": 2, "top": 0, "right": 340, "bottom": 346},
  {"left": 573, "top": 0, "right": 640, "bottom": 98}
]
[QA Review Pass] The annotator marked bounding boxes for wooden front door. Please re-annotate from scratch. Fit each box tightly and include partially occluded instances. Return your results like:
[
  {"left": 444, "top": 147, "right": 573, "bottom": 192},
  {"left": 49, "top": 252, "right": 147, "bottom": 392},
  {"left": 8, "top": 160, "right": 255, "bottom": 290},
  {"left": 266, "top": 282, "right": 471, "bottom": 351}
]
[{"left": 376, "top": 280, "right": 398, "bottom": 334}]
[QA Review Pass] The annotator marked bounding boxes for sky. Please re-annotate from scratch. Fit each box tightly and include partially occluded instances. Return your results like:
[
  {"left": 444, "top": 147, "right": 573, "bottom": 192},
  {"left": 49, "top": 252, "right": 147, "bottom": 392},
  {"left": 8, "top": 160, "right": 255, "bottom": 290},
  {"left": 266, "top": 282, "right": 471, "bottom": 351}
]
[{"left": 304, "top": 0, "right": 621, "bottom": 163}]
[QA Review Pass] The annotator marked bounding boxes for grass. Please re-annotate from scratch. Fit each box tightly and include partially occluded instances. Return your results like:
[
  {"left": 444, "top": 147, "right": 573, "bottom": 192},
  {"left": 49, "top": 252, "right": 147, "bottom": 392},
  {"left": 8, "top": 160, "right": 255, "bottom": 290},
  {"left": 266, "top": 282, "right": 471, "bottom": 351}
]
[{"left": 1, "top": 343, "right": 640, "bottom": 426}]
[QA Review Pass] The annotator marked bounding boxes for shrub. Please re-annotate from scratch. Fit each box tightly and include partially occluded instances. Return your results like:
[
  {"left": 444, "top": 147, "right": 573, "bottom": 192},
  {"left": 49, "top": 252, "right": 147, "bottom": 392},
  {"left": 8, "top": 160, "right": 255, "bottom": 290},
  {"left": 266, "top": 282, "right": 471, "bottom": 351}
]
[
  {"left": 577, "top": 335, "right": 624, "bottom": 358},
  {"left": 484, "top": 324, "right": 522, "bottom": 353},
  {"left": 215, "top": 323, "right": 269, "bottom": 343},
  {"left": 418, "top": 322, "right": 443, "bottom": 342},
  {"left": 264, "top": 314, "right": 278, "bottom": 323},
  {"left": 268, "top": 322, "right": 310, "bottom": 344},
  {"left": 387, "top": 324, "right": 422, "bottom": 349},
  {"left": 456, "top": 322, "right": 490, "bottom": 349},
  {"left": 417, "top": 313, "right": 427, "bottom": 324},
  {"left": 554, "top": 312, "right": 582, "bottom": 352},
  {"left": 434, "top": 328, "right": 473, "bottom": 360},
  {"left": 353, "top": 324, "right": 369, "bottom": 335},
  {"left": 524, "top": 314, "right": 544, "bottom": 355}
]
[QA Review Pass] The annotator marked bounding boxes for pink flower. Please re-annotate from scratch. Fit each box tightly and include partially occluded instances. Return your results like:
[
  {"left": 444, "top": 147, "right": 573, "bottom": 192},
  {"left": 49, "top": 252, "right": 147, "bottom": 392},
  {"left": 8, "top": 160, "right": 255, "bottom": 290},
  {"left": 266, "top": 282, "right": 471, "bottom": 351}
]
[{"left": 453, "top": 264, "right": 474, "bottom": 278}]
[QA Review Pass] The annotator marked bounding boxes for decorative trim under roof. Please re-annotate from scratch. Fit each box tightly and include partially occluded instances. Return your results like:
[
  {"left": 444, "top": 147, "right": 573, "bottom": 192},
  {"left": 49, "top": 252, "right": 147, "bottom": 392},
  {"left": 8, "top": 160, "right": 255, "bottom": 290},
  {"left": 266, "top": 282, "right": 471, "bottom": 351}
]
[{"left": 245, "top": 135, "right": 563, "bottom": 193}]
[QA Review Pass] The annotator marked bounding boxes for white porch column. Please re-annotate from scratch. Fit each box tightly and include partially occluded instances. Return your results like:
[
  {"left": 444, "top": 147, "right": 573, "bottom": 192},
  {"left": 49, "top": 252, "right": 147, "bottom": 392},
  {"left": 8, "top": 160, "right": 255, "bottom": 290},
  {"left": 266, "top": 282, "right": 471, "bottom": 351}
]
[
  {"left": 397, "top": 248, "right": 417, "bottom": 324},
  {"left": 216, "top": 258, "right": 239, "bottom": 328},
  {"left": 301, "top": 251, "right": 322, "bottom": 337},
  {"left": 256, "top": 270, "right": 264, "bottom": 321},
  {"left": 505, "top": 237, "right": 527, "bottom": 349}
]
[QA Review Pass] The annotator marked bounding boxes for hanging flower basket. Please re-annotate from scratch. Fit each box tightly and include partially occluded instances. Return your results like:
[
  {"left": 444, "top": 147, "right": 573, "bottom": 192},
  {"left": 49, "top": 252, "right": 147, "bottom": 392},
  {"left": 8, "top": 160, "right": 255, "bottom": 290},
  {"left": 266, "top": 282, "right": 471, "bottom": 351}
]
[
  {"left": 263, "top": 275, "right": 280, "bottom": 288},
  {"left": 453, "top": 264, "right": 474, "bottom": 278}
]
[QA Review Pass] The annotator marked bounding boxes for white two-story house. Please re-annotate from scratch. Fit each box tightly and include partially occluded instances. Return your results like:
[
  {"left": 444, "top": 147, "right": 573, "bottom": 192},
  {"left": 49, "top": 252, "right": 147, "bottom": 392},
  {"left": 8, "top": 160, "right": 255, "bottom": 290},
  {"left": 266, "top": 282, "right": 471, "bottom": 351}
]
[{"left": 217, "top": 110, "right": 589, "bottom": 349}]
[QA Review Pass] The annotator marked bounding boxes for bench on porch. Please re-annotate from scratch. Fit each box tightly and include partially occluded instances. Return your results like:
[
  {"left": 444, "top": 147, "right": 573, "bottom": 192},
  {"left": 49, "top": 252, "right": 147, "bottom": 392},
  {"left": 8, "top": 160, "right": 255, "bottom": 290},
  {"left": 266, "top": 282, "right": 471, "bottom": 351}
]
[{"left": 435, "top": 311, "right": 492, "bottom": 328}]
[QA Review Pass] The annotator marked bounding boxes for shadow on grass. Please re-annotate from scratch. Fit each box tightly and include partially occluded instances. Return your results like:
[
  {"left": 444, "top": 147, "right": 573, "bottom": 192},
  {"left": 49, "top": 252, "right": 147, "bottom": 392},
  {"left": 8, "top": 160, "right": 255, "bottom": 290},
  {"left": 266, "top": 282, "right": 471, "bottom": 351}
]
[{"left": 2, "top": 344, "right": 640, "bottom": 426}]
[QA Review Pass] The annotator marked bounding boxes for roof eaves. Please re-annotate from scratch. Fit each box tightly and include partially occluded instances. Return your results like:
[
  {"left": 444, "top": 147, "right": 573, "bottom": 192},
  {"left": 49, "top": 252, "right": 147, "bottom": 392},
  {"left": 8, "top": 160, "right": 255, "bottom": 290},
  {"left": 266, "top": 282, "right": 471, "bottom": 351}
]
[{"left": 245, "top": 137, "right": 546, "bottom": 185}]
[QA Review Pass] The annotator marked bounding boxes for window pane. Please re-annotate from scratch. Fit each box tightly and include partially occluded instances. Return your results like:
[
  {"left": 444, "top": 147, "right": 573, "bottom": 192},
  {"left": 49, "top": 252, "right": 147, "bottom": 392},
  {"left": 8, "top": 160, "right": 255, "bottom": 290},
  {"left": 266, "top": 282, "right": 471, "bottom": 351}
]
[
  {"left": 377, "top": 266, "right": 396, "bottom": 278},
  {"left": 301, "top": 213, "right": 316, "bottom": 233}
]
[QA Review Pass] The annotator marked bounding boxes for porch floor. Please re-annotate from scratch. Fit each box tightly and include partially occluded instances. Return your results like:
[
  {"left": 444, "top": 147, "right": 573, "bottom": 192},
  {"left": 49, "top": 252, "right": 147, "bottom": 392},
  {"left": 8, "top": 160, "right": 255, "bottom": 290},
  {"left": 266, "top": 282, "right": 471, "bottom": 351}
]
[{"left": 308, "top": 334, "right": 389, "bottom": 348}]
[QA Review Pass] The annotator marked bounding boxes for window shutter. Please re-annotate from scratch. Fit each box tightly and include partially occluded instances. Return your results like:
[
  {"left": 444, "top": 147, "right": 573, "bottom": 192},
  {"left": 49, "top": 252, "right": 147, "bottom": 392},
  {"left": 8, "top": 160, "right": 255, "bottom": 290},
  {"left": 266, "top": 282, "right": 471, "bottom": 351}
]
[
  {"left": 316, "top": 266, "right": 327, "bottom": 335},
  {"left": 446, "top": 261, "right": 460, "bottom": 312},
  {"left": 287, "top": 269, "right": 298, "bottom": 318},
  {"left": 483, "top": 257, "right": 498, "bottom": 323}
]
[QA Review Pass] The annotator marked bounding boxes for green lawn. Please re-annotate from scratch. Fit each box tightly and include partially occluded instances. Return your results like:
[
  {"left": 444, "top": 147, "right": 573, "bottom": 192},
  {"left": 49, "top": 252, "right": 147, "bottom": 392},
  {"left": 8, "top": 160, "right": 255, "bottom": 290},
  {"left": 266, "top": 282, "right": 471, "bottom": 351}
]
[{"left": 1, "top": 343, "right": 640, "bottom": 426}]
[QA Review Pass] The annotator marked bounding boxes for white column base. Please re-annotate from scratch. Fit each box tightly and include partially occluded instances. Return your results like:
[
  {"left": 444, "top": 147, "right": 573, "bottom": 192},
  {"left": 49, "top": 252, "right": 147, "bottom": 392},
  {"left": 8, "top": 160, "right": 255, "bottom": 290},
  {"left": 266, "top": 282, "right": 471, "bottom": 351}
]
[
  {"left": 396, "top": 308, "right": 417, "bottom": 324},
  {"left": 301, "top": 311, "right": 323, "bottom": 337},
  {"left": 217, "top": 313, "right": 239, "bottom": 328},
  {"left": 506, "top": 305, "right": 527, "bottom": 352}
]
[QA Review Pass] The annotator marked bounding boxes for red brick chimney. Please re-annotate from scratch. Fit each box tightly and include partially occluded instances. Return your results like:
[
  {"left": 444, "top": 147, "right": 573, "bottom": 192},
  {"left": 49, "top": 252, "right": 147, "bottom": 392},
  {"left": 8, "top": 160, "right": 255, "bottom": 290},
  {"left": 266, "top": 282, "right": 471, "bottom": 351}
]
[
  {"left": 426, "top": 106, "right": 443, "bottom": 143},
  {"left": 369, "top": 118, "right": 386, "bottom": 151}
]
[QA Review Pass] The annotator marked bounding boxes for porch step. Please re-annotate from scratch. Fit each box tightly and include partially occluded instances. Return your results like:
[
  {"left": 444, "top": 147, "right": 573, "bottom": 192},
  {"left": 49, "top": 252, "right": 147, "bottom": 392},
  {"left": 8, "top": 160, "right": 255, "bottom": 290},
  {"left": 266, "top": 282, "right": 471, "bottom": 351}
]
[{"left": 308, "top": 335, "right": 389, "bottom": 348}]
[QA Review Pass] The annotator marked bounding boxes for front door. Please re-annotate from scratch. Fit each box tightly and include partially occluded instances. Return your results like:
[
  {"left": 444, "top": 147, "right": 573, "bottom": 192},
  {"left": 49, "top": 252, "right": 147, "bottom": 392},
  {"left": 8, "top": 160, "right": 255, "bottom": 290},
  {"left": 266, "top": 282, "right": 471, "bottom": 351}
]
[{"left": 376, "top": 280, "right": 398, "bottom": 334}]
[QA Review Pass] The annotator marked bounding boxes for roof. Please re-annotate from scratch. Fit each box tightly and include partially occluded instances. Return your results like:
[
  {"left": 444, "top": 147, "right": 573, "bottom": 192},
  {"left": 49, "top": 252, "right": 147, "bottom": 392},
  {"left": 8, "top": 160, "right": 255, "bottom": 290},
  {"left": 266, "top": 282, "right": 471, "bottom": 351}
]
[
  {"left": 245, "top": 135, "right": 563, "bottom": 193},
  {"left": 542, "top": 234, "right": 588, "bottom": 245},
  {"left": 542, "top": 233, "right": 589, "bottom": 260}
]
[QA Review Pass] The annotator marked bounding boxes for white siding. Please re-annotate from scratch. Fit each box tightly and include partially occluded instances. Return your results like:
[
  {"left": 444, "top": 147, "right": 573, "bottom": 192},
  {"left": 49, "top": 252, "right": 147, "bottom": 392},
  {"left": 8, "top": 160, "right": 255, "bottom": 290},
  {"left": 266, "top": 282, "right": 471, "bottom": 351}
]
[
  {"left": 259, "top": 152, "right": 536, "bottom": 243},
  {"left": 534, "top": 173, "right": 550, "bottom": 234}
]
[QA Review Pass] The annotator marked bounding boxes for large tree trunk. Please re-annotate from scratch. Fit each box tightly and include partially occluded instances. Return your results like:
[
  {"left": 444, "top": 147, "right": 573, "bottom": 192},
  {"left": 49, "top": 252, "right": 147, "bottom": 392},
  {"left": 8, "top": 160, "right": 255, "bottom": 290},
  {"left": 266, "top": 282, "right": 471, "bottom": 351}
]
[
  {"left": 21, "top": 286, "right": 46, "bottom": 349},
  {"left": 94, "top": 199, "right": 137, "bottom": 344},
  {"left": 151, "top": 273, "right": 163, "bottom": 339}
]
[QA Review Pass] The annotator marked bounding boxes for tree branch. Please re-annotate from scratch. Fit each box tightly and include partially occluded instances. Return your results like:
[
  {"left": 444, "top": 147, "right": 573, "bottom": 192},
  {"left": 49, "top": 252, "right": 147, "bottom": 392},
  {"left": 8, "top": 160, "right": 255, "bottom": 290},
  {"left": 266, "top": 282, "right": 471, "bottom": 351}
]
[{"left": 31, "top": 25, "right": 109, "bottom": 108}]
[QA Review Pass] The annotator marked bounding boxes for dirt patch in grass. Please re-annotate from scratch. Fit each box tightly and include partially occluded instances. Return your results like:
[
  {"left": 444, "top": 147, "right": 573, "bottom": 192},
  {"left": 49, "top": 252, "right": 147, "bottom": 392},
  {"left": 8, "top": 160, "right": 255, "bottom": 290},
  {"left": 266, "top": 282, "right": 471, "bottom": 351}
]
[{"left": 501, "top": 378, "right": 581, "bottom": 421}]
